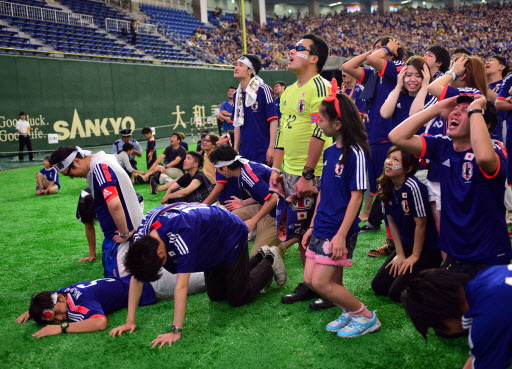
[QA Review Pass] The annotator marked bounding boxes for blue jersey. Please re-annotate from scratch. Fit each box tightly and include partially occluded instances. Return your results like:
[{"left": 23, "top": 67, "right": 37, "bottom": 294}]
[
  {"left": 76, "top": 187, "right": 143, "bottom": 222},
  {"left": 438, "top": 86, "right": 482, "bottom": 101},
  {"left": 420, "top": 135, "right": 511, "bottom": 264},
  {"left": 346, "top": 83, "right": 365, "bottom": 113},
  {"left": 232, "top": 84, "right": 278, "bottom": 163},
  {"left": 215, "top": 171, "right": 241, "bottom": 203},
  {"left": 239, "top": 160, "right": 275, "bottom": 217},
  {"left": 133, "top": 204, "right": 248, "bottom": 273},
  {"left": 220, "top": 99, "right": 235, "bottom": 132},
  {"left": 391, "top": 92, "right": 436, "bottom": 135},
  {"left": 488, "top": 80, "right": 505, "bottom": 142},
  {"left": 91, "top": 163, "right": 138, "bottom": 239},
  {"left": 497, "top": 74, "right": 512, "bottom": 134},
  {"left": 39, "top": 167, "right": 60, "bottom": 189},
  {"left": 384, "top": 176, "right": 437, "bottom": 248},
  {"left": 57, "top": 276, "right": 156, "bottom": 322},
  {"left": 314, "top": 144, "right": 368, "bottom": 239},
  {"left": 274, "top": 96, "right": 282, "bottom": 122},
  {"left": 462, "top": 265, "right": 512, "bottom": 369},
  {"left": 359, "top": 60, "right": 404, "bottom": 144}
]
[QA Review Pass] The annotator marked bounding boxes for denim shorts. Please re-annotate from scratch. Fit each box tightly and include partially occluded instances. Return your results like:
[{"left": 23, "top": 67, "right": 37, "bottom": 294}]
[{"left": 305, "top": 233, "right": 357, "bottom": 267}]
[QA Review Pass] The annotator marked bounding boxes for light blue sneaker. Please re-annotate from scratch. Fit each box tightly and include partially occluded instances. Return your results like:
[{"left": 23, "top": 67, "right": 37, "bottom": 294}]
[
  {"left": 337, "top": 311, "right": 381, "bottom": 338},
  {"left": 326, "top": 311, "right": 352, "bottom": 332}
]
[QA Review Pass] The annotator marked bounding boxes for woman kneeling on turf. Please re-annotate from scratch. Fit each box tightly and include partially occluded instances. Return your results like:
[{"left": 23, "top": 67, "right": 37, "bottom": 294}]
[
  {"left": 302, "top": 80, "right": 380, "bottom": 338},
  {"left": 371, "top": 147, "right": 442, "bottom": 301}
]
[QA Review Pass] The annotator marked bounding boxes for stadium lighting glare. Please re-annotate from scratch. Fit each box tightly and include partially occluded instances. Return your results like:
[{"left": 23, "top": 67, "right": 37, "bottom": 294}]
[
  {"left": 329, "top": 2, "right": 343, "bottom": 6},
  {"left": 401, "top": 0, "right": 411, "bottom": 3}
]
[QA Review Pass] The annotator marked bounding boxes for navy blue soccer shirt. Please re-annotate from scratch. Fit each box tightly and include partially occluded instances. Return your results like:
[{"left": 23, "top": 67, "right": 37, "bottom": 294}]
[
  {"left": 313, "top": 144, "right": 368, "bottom": 240},
  {"left": 57, "top": 276, "right": 156, "bottom": 322},
  {"left": 133, "top": 204, "right": 248, "bottom": 274}
]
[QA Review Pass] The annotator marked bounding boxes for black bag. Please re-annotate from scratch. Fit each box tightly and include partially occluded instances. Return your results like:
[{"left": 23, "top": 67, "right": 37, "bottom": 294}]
[{"left": 185, "top": 172, "right": 216, "bottom": 203}]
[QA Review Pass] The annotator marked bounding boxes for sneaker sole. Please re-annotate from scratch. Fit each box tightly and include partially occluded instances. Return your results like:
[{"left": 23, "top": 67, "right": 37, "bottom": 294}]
[
  {"left": 337, "top": 321, "right": 382, "bottom": 338},
  {"left": 270, "top": 247, "right": 287, "bottom": 287}
]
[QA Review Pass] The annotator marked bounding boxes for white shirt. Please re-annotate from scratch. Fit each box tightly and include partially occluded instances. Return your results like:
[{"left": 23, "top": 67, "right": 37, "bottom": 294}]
[{"left": 16, "top": 119, "right": 30, "bottom": 134}]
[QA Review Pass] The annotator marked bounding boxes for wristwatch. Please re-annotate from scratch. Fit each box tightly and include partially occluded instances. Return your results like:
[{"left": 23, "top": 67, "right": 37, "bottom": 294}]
[
  {"left": 302, "top": 167, "right": 315, "bottom": 180},
  {"left": 61, "top": 322, "right": 69, "bottom": 334},
  {"left": 468, "top": 109, "right": 484, "bottom": 118},
  {"left": 171, "top": 325, "right": 183, "bottom": 334}
]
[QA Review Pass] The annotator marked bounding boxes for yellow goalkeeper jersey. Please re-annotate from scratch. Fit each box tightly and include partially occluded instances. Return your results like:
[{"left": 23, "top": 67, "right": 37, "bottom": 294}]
[{"left": 275, "top": 75, "right": 331, "bottom": 176}]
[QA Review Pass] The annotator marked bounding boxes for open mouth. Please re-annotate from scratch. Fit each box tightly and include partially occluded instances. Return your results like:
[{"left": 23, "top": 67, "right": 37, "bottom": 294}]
[{"left": 449, "top": 119, "right": 460, "bottom": 128}]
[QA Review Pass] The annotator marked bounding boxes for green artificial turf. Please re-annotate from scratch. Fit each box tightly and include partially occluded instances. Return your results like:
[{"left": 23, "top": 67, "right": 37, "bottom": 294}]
[{"left": 0, "top": 154, "right": 470, "bottom": 369}]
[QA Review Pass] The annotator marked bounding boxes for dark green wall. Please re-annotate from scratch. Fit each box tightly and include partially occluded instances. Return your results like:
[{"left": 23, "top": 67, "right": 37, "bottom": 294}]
[{"left": 0, "top": 54, "right": 296, "bottom": 154}]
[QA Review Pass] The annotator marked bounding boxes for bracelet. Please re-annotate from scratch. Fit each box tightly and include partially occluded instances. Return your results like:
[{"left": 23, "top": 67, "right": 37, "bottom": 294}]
[
  {"left": 309, "top": 226, "right": 314, "bottom": 229},
  {"left": 506, "top": 96, "right": 512, "bottom": 103},
  {"left": 119, "top": 232, "right": 130, "bottom": 239},
  {"left": 381, "top": 46, "right": 391, "bottom": 55},
  {"left": 271, "top": 167, "right": 281, "bottom": 174},
  {"left": 468, "top": 109, "right": 484, "bottom": 118},
  {"left": 446, "top": 70, "right": 458, "bottom": 82}
]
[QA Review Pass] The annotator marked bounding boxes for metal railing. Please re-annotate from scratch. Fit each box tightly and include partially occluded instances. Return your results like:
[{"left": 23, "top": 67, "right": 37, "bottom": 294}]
[
  {"left": 0, "top": 1, "right": 94, "bottom": 27},
  {"left": 138, "top": 0, "right": 189, "bottom": 12},
  {"left": 105, "top": 18, "right": 157, "bottom": 34}
]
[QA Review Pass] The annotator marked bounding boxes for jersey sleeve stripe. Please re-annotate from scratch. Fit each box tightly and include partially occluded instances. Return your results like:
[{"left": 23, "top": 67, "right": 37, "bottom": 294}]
[
  {"left": 496, "top": 96, "right": 507, "bottom": 101},
  {"left": 313, "top": 77, "right": 321, "bottom": 97},
  {"left": 241, "top": 170, "right": 256, "bottom": 187},
  {"left": 315, "top": 76, "right": 327, "bottom": 96},
  {"left": 378, "top": 59, "right": 387, "bottom": 77},
  {"left": 267, "top": 115, "right": 278, "bottom": 122},
  {"left": 357, "top": 67, "right": 365, "bottom": 84},
  {"left": 406, "top": 179, "right": 426, "bottom": 217},
  {"left": 216, "top": 180, "right": 228, "bottom": 183},
  {"left": 262, "top": 84, "right": 274, "bottom": 104},
  {"left": 67, "top": 294, "right": 90, "bottom": 315},
  {"left": 264, "top": 193, "right": 272, "bottom": 201},
  {"left": 438, "top": 85, "right": 449, "bottom": 101},
  {"left": 101, "top": 164, "right": 113, "bottom": 182},
  {"left": 479, "top": 153, "right": 501, "bottom": 179},
  {"left": 176, "top": 235, "right": 190, "bottom": 255},
  {"left": 352, "top": 146, "right": 367, "bottom": 190},
  {"left": 89, "top": 314, "right": 107, "bottom": 320}
]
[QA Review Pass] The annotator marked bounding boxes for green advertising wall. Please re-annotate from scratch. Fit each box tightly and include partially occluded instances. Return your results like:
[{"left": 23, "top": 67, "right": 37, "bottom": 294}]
[{"left": 0, "top": 54, "right": 296, "bottom": 155}]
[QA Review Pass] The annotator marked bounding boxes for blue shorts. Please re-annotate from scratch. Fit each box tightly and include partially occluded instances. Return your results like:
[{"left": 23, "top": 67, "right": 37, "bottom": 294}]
[
  {"left": 507, "top": 140, "right": 512, "bottom": 185},
  {"left": 101, "top": 238, "right": 128, "bottom": 278},
  {"left": 369, "top": 142, "right": 393, "bottom": 195},
  {"left": 306, "top": 233, "right": 358, "bottom": 267}
]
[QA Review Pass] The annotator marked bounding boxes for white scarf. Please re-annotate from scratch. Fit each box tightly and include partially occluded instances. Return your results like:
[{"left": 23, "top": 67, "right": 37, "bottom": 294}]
[{"left": 233, "top": 75, "right": 264, "bottom": 127}]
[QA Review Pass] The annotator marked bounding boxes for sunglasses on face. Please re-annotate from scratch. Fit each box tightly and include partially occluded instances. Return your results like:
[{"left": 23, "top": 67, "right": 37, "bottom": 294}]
[
  {"left": 293, "top": 45, "right": 316, "bottom": 55},
  {"left": 62, "top": 162, "right": 75, "bottom": 177}
]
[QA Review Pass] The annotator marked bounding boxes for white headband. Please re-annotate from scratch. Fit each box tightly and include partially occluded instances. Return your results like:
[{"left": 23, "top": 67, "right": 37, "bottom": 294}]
[
  {"left": 41, "top": 292, "right": 58, "bottom": 322},
  {"left": 238, "top": 56, "right": 254, "bottom": 71},
  {"left": 213, "top": 155, "right": 242, "bottom": 168},
  {"left": 55, "top": 146, "right": 92, "bottom": 173}
]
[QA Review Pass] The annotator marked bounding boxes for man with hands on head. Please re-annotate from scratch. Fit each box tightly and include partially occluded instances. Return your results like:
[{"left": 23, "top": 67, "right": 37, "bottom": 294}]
[{"left": 389, "top": 94, "right": 511, "bottom": 276}]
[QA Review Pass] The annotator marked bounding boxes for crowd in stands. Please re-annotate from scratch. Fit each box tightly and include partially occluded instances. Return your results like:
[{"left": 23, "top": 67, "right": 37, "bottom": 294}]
[{"left": 190, "top": 1, "right": 512, "bottom": 68}]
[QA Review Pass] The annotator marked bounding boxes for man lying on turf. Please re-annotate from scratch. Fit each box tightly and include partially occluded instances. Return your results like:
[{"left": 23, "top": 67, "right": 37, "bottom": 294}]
[
  {"left": 16, "top": 273, "right": 205, "bottom": 338},
  {"left": 109, "top": 203, "right": 287, "bottom": 348}
]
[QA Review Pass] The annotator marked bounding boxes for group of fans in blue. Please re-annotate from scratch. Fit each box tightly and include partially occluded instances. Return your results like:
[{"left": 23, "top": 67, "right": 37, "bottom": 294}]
[{"left": 18, "top": 30, "right": 512, "bottom": 369}]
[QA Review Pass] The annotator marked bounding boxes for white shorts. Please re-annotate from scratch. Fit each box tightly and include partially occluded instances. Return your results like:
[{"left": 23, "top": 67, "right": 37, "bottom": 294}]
[{"left": 427, "top": 180, "right": 441, "bottom": 210}]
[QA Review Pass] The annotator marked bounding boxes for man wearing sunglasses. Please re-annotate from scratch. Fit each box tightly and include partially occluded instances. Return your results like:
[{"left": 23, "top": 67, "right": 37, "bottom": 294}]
[
  {"left": 270, "top": 33, "right": 334, "bottom": 310},
  {"left": 49, "top": 146, "right": 143, "bottom": 278}
]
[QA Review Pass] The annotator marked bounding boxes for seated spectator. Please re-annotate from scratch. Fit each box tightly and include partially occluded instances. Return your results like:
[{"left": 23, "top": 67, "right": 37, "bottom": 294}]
[
  {"left": 36, "top": 156, "right": 60, "bottom": 195},
  {"left": 144, "top": 133, "right": 187, "bottom": 184},
  {"left": 201, "top": 133, "right": 219, "bottom": 183},
  {"left": 402, "top": 266, "right": 512, "bottom": 369},
  {"left": 114, "top": 143, "right": 147, "bottom": 184},
  {"left": 155, "top": 152, "right": 214, "bottom": 204},
  {"left": 209, "top": 144, "right": 282, "bottom": 257},
  {"left": 178, "top": 132, "right": 189, "bottom": 151},
  {"left": 371, "top": 147, "right": 442, "bottom": 301},
  {"left": 389, "top": 94, "right": 511, "bottom": 276},
  {"left": 112, "top": 129, "right": 142, "bottom": 170}
]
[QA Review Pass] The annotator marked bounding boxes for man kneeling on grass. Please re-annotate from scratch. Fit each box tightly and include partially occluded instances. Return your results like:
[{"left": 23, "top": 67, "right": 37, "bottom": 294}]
[
  {"left": 16, "top": 273, "right": 205, "bottom": 338},
  {"left": 109, "top": 203, "right": 286, "bottom": 348}
]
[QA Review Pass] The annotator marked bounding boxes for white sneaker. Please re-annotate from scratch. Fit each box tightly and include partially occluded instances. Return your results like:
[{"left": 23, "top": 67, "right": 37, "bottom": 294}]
[
  {"left": 337, "top": 311, "right": 381, "bottom": 338},
  {"left": 506, "top": 212, "right": 512, "bottom": 226},
  {"left": 267, "top": 246, "right": 287, "bottom": 287},
  {"left": 326, "top": 311, "right": 352, "bottom": 332}
]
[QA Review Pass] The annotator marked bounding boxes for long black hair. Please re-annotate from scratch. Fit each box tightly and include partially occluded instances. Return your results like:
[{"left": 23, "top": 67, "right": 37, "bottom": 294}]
[{"left": 320, "top": 93, "right": 370, "bottom": 166}]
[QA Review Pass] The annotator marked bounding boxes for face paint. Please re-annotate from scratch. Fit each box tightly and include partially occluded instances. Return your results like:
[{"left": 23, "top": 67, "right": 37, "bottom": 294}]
[
  {"left": 296, "top": 53, "right": 308, "bottom": 60},
  {"left": 404, "top": 78, "right": 410, "bottom": 82},
  {"left": 392, "top": 165, "right": 403, "bottom": 170}
]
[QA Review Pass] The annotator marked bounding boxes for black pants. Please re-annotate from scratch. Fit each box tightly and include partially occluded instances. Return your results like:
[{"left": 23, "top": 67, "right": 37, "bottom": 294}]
[
  {"left": 372, "top": 244, "right": 442, "bottom": 302},
  {"left": 204, "top": 242, "right": 273, "bottom": 307},
  {"left": 217, "top": 120, "right": 223, "bottom": 136},
  {"left": 18, "top": 135, "right": 33, "bottom": 161},
  {"left": 442, "top": 255, "right": 492, "bottom": 278},
  {"left": 129, "top": 158, "right": 138, "bottom": 170},
  {"left": 131, "top": 33, "right": 136, "bottom": 45},
  {"left": 367, "top": 196, "right": 384, "bottom": 228}
]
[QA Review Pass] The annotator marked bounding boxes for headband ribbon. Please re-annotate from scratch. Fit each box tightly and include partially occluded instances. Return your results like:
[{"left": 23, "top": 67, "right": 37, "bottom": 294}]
[
  {"left": 41, "top": 292, "right": 58, "bottom": 322},
  {"left": 54, "top": 146, "right": 91, "bottom": 173},
  {"left": 238, "top": 56, "right": 254, "bottom": 71},
  {"left": 323, "top": 78, "right": 342, "bottom": 121},
  {"left": 213, "top": 155, "right": 242, "bottom": 168}
]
